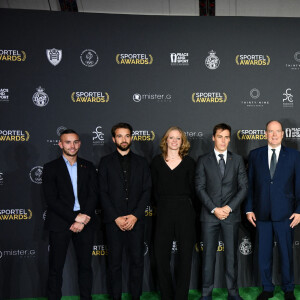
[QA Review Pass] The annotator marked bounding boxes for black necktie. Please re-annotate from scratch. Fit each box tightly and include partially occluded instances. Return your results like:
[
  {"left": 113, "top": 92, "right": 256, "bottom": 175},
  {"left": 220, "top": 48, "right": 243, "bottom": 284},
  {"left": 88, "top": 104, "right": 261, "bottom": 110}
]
[
  {"left": 218, "top": 154, "right": 225, "bottom": 177},
  {"left": 270, "top": 149, "right": 277, "bottom": 178}
]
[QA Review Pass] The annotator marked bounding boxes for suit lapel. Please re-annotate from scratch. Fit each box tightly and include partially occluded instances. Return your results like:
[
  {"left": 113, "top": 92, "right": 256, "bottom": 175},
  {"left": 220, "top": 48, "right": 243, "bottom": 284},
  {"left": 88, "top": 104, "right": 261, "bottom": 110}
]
[
  {"left": 261, "top": 146, "right": 271, "bottom": 179},
  {"left": 208, "top": 152, "right": 222, "bottom": 181},
  {"left": 59, "top": 156, "right": 74, "bottom": 196},
  {"left": 130, "top": 152, "right": 137, "bottom": 187},
  {"left": 224, "top": 151, "right": 233, "bottom": 178},
  {"left": 112, "top": 151, "right": 124, "bottom": 181},
  {"left": 272, "top": 145, "right": 287, "bottom": 179},
  {"left": 77, "top": 157, "right": 84, "bottom": 194}
]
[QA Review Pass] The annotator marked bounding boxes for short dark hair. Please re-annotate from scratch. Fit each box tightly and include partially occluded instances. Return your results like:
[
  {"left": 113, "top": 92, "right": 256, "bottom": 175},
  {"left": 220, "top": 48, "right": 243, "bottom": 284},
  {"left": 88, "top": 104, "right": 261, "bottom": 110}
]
[
  {"left": 265, "top": 120, "right": 284, "bottom": 131},
  {"left": 60, "top": 129, "right": 79, "bottom": 139},
  {"left": 213, "top": 123, "right": 231, "bottom": 136},
  {"left": 111, "top": 123, "right": 133, "bottom": 137}
]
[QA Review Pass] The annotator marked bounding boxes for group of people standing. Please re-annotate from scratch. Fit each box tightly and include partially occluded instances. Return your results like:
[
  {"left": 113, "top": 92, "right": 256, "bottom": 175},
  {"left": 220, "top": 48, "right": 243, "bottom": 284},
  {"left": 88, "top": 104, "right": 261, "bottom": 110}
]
[{"left": 42, "top": 120, "right": 300, "bottom": 300}]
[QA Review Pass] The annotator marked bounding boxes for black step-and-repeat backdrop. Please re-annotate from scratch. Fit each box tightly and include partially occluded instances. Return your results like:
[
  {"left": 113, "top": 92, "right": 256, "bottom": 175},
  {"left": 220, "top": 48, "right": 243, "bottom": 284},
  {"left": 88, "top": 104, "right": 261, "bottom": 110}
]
[{"left": 1, "top": 8, "right": 300, "bottom": 299}]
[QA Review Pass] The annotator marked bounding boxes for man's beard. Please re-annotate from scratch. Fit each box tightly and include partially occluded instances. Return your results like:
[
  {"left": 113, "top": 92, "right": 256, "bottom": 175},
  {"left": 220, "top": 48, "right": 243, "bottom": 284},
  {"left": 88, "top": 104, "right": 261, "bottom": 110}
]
[
  {"left": 63, "top": 148, "right": 78, "bottom": 157},
  {"left": 116, "top": 141, "right": 131, "bottom": 152}
]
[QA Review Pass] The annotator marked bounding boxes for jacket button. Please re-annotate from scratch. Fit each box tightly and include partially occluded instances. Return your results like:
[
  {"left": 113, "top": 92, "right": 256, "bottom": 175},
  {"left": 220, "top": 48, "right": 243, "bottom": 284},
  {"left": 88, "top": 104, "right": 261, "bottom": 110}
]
[{"left": 270, "top": 181, "right": 273, "bottom": 184}]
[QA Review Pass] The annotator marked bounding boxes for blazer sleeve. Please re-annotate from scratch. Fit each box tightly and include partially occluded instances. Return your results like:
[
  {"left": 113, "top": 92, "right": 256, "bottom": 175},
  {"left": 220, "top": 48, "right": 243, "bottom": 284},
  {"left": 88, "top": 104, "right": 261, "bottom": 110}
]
[
  {"left": 98, "top": 158, "right": 119, "bottom": 222},
  {"left": 132, "top": 158, "right": 152, "bottom": 220},
  {"left": 195, "top": 156, "right": 217, "bottom": 212},
  {"left": 245, "top": 150, "right": 254, "bottom": 213},
  {"left": 226, "top": 156, "right": 248, "bottom": 211},
  {"left": 294, "top": 150, "right": 300, "bottom": 214},
  {"left": 42, "top": 162, "right": 76, "bottom": 224}
]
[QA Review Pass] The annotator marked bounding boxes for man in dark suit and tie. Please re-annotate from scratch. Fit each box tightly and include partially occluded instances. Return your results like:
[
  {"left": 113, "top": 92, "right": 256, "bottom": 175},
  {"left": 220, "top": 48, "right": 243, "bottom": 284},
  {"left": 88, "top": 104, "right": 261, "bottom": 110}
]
[
  {"left": 245, "top": 120, "right": 300, "bottom": 300},
  {"left": 42, "top": 129, "right": 98, "bottom": 300},
  {"left": 98, "top": 122, "right": 151, "bottom": 300},
  {"left": 195, "top": 123, "right": 248, "bottom": 300}
]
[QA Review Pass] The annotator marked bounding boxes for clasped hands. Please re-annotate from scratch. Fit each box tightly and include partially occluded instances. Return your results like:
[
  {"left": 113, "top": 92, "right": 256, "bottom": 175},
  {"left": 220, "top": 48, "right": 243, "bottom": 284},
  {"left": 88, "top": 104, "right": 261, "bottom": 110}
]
[
  {"left": 214, "top": 205, "right": 231, "bottom": 220},
  {"left": 70, "top": 213, "right": 91, "bottom": 233},
  {"left": 115, "top": 214, "right": 137, "bottom": 231}
]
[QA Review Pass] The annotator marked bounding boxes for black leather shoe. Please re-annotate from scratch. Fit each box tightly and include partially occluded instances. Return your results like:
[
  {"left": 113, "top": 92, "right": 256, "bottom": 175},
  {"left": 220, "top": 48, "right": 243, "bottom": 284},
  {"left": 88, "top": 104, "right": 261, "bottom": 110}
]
[
  {"left": 284, "top": 291, "right": 296, "bottom": 300},
  {"left": 257, "top": 291, "right": 273, "bottom": 300}
]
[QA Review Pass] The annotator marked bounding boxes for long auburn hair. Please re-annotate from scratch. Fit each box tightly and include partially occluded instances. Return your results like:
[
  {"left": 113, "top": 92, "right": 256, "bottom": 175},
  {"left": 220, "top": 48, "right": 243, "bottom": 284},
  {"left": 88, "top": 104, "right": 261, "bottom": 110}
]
[{"left": 160, "top": 126, "right": 190, "bottom": 160}]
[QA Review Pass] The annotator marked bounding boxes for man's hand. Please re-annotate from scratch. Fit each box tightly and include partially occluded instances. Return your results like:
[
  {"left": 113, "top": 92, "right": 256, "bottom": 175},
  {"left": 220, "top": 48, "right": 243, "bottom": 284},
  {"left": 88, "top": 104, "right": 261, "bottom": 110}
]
[
  {"left": 214, "top": 207, "right": 229, "bottom": 220},
  {"left": 70, "top": 222, "right": 85, "bottom": 233},
  {"left": 115, "top": 216, "right": 127, "bottom": 231},
  {"left": 289, "top": 213, "right": 300, "bottom": 228},
  {"left": 221, "top": 205, "right": 231, "bottom": 214},
  {"left": 123, "top": 214, "right": 138, "bottom": 231},
  {"left": 246, "top": 212, "right": 256, "bottom": 227},
  {"left": 75, "top": 213, "right": 91, "bottom": 225}
]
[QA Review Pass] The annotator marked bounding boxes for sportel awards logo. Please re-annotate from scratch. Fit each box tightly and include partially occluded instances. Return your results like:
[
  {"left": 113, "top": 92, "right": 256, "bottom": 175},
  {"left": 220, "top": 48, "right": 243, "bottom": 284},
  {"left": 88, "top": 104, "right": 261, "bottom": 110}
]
[
  {"left": 0, "top": 130, "right": 30, "bottom": 142},
  {"left": 285, "top": 128, "right": 300, "bottom": 140},
  {"left": 92, "top": 126, "right": 105, "bottom": 146},
  {"left": 29, "top": 166, "right": 43, "bottom": 184},
  {"left": 0, "top": 49, "right": 26, "bottom": 62},
  {"left": 0, "top": 209, "right": 32, "bottom": 221},
  {"left": 283, "top": 88, "right": 293, "bottom": 108},
  {"left": 116, "top": 54, "right": 153, "bottom": 64},
  {"left": 0, "top": 248, "right": 36, "bottom": 259},
  {"left": 47, "top": 126, "right": 66, "bottom": 146},
  {"left": 46, "top": 48, "right": 62, "bottom": 66},
  {"left": 132, "top": 130, "right": 155, "bottom": 142},
  {"left": 286, "top": 51, "right": 300, "bottom": 70},
  {"left": 145, "top": 205, "right": 156, "bottom": 217},
  {"left": 192, "top": 92, "right": 227, "bottom": 103},
  {"left": 80, "top": 49, "right": 99, "bottom": 67},
  {"left": 235, "top": 54, "right": 270, "bottom": 66},
  {"left": 241, "top": 88, "right": 269, "bottom": 108},
  {"left": 71, "top": 91, "right": 109, "bottom": 103},
  {"left": 237, "top": 129, "right": 266, "bottom": 140},
  {"left": 205, "top": 50, "right": 220, "bottom": 70},
  {"left": 170, "top": 53, "right": 189, "bottom": 66},
  {"left": 133, "top": 93, "right": 172, "bottom": 103},
  {"left": 0, "top": 89, "right": 9, "bottom": 102},
  {"left": 92, "top": 245, "right": 108, "bottom": 256},
  {"left": 239, "top": 237, "right": 252, "bottom": 255},
  {"left": 32, "top": 87, "right": 49, "bottom": 107}
]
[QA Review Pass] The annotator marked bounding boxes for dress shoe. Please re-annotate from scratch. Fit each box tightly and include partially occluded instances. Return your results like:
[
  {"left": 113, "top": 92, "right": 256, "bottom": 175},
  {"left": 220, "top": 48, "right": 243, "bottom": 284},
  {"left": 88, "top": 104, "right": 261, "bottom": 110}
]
[
  {"left": 228, "top": 295, "right": 243, "bottom": 300},
  {"left": 284, "top": 291, "right": 296, "bottom": 300},
  {"left": 257, "top": 291, "right": 273, "bottom": 300}
]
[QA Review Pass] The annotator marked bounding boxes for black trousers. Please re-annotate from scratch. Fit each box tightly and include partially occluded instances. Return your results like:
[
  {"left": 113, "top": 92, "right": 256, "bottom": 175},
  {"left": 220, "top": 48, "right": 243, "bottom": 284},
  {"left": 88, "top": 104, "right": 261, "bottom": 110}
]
[
  {"left": 48, "top": 226, "right": 94, "bottom": 300},
  {"left": 105, "top": 222, "right": 145, "bottom": 299},
  {"left": 201, "top": 221, "right": 240, "bottom": 297},
  {"left": 154, "top": 197, "right": 196, "bottom": 300}
]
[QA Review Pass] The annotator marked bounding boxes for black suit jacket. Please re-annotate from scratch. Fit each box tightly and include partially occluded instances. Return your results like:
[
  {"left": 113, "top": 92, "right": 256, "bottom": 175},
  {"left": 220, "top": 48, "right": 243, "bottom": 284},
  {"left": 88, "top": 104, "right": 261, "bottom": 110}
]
[
  {"left": 195, "top": 151, "right": 248, "bottom": 223},
  {"left": 42, "top": 156, "right": 98, "bottom": 231},
  {"left": 98, "top": 151, "right": 152, "bottom": 224}
]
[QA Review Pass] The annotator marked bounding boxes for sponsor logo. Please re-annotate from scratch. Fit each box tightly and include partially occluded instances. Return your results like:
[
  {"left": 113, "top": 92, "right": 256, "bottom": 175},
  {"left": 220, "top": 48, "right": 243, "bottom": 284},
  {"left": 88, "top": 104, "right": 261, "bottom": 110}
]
[
  {"left": 80, "top": 49, "right": 99, "bottom": 67},
  {"left": 283, "top": 88, "right": 293, "bottom": 108},
  {"left": 116, "top": 53, "right": 153, "bottom": 65},
  {"left": 286, "top": 51, "right": 300, "bottom": 70},
  {"left": 185, "top": 131, "right": 204, "bottom": 140},
  {"left": 46, "top": 126, "right": 66, "bottom": 146},
  {"left": 293, "top": 241, "right": 300, "bottom": 248},
  {"left": 0, "top": 88, "right": 9, "bottom": 102},
  {"left": 0, "top": 249, "right": 36, "bottom": 259},
  {"left": 132, "top": 130, "right": 155, "bottom": 142},
  {"left": 92, "top": 126, "right": 105, "bottom": 146},
  {"left": 239, "top": 237, "right": 252, "bottom": 255},
  {"left": 241, "top": 88, "right": 269, "bottom": 108},
  {"left": 92, "top": 245, "right": 108, "bottom": 256},
  {"left": 71, "top": 91, "right": 109, "bottom": 103},
  {"left": 235, "top": 54, "right": 270, "bottom": 66},
  {"left": 145, "top": 205, "right": 156, "bottom": 217},
  {"left": 237, "top": 129, "right": 266, "bottom": 140},
  {"left": 0, "top": 209, "right": 32, "bottom": 221},
  {"left": 43, "top": 210, "right": 47, "bottom": 221},
  {"left": 29, "top": 166, "right": 43, "bottom": 184},
  {"left": 170, "top": 53, "right": 189, "bottom": 66},
  {"left": 0, "top": 130, "right": 30, "bottom": 142},
  {"left": 217, "top": 241, "right": 224, "bottom": 252},
  {"left": 205, "top": 50, "right": 220, "bottom": 70},
  {"left": 0, "top": 172, "right": 3, "bottom": 185},
  {"left": 171, "top": 241, "right": 178, "bottom": 254},
  {"left": 46, "top": 48, "right": 62, "bottom": 66},
  {"left": 32, "top": 86, "right": 49, "bottom": 107},
  {"left": 192, "top": 92, "right": 227, "bottom": 103},
  {"left": 132, "top": 93, "right": 172, "bottom": 103},
  {"left": 285, "top": 128, "right": 300, "bottom": 139},
  {"left": 0, "top": 49, "right": 26, "bottom": 62},
  {"left": 144, "top": 242, "right": 149, "bottom": 256}
]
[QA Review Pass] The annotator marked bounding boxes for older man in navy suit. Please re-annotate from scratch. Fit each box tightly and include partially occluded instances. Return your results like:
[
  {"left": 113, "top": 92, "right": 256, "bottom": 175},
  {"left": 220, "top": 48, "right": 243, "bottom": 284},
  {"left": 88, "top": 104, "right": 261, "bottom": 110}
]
[{"left": 245, "top": 120, "right": 300, "bottom": 300}]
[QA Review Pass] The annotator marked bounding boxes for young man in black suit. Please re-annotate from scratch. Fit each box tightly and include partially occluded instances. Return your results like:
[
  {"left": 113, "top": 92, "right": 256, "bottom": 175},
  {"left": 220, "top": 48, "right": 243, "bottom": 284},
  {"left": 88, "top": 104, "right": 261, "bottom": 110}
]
[
  {"left": 42, "top": 129, "right": 98, "bottom": 300},
  {"left": 195, "top": 123, "right": 248, "bottom": 300},
  {"left": 98, "top": 122, "right": 151, "bottom": 300}
]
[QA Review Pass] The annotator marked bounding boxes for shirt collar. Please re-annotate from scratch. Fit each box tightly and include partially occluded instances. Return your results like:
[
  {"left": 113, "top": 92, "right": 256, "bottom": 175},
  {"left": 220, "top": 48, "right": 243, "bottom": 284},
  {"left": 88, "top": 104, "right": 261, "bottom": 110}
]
[
  {"left": 214, "top": 148, "right": 227, "bottom": 160},
  {"left": 62, "top": 155, "right": 77, "bottom": 166},
  {"left": 268, "top": 144, "right": 281, "bottom": 152}
]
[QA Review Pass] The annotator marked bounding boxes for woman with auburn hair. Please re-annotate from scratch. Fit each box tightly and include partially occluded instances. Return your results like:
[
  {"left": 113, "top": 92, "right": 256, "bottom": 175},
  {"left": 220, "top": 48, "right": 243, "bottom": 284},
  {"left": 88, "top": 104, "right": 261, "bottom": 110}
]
[{"left": 151, "top": 126, "right": 196, "bottom": 300}]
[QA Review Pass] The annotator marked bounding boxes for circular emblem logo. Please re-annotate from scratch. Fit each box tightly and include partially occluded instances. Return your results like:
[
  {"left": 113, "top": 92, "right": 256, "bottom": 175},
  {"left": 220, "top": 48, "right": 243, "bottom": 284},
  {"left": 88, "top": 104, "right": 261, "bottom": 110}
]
[
  {"left": 205, "top": 50, "right": 220, "bottom": 70},
  {"left": 32, "top": 86, "right": 49, "bottom": 107},
  {"left": 0, "top": 251, "right": 2, "bottom": 259},
  {"left": 239, "top": 237, "right": 252, "bottom": 255},
  {"left": 29, "top": 166, "right": 43, "bottom": 184},
  {"left": 250, "top": 88, "right": 260, "bottom": 99},
  {"left": 43, "top": 210, "right": 47, "bottom": 221},
  {"left": 294, "top": 51, "right": 300, "bottom": 62},
  {"left": 80, "top": 49, "right": 99, "bottom": 67},
  {"left": 133, "top": 93, "right": 142, "bottom": 102},
  {"left": 56, "top": 126, "right": 67, "bottom": 136}
]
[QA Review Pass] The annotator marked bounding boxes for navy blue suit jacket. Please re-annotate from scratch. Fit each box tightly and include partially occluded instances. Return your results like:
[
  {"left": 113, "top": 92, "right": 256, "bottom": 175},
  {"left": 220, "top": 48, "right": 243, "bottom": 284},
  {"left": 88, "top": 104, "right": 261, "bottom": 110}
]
[{"left": 245, "top": 145, "right": 300, "bottom": 221}]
